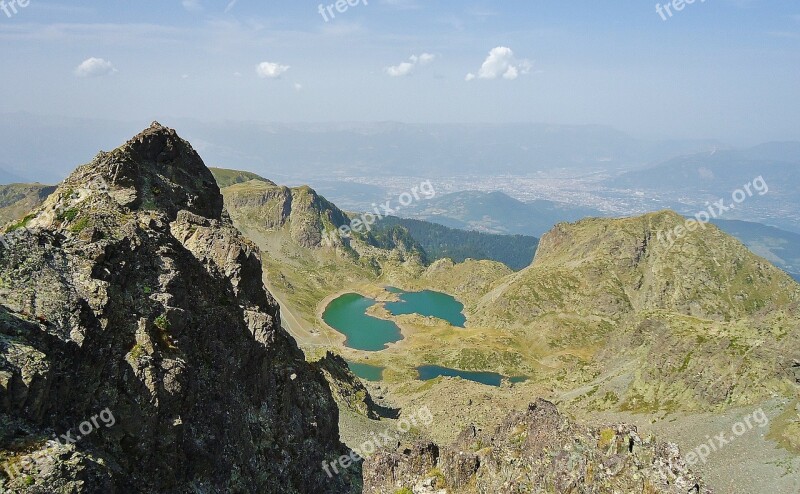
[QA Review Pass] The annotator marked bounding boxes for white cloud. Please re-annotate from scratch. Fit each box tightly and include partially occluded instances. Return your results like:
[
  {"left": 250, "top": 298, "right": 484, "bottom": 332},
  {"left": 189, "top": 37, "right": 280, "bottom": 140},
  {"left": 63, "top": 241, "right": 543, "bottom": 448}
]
[
  {"left": 74, "top": 57, "right": 117, "bottom": 78},
  {"left": 386, "top": 52, "right": 436, "bottom": 77},
  {"left": 294, "top": 83, "right": 303, "bottom": 91},
  {"left": 418, "top": 53, "right": 436, "bottom": 65},
  {"left": 256, "top": 61, "right": 290, "bottom": 79},
  {"left": 466, "top": 46, "right": 532, "bottom": 81},
  {"left": 503, "top": 65, "right": 519, "bottom": 80},
  {"left": 386, "top": 61, "right": 415, "bottom": 77},
  {"left": 182, "top": 0, "right": 203, "bottom": 12}
]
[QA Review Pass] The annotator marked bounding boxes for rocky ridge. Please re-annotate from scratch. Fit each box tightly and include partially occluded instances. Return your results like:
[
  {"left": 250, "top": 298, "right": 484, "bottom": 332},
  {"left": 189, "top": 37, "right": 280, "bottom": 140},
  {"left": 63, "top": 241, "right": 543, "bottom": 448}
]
[
  {"left": 363, "top": 399, "right": 710, "bottom": 494},
  {"left": 0, "top": 123, "right": 356, "bottom": 493}
]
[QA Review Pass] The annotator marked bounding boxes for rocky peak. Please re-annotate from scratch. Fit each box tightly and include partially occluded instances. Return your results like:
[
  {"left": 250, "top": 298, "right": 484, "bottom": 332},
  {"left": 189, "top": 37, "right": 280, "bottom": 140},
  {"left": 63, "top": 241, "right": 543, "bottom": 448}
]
[
  {"left": 0, "top": 125, "right": 356, "bottom": 493},
  {"left": 30, "top": 122, "right": 223, "bottom": 230}
]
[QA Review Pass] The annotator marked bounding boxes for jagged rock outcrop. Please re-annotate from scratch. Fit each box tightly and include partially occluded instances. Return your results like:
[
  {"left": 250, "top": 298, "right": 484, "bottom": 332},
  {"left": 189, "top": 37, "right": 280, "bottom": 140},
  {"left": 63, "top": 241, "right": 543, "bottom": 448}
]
[
  {"left": 363, "top": 399, "right": 710, "bottom": 494},
  {"left": 0, "top": 123, "right": 356, "bottom": 493},
  {"left": 313, "top": 352, "right": 381, "bottom": 420}
]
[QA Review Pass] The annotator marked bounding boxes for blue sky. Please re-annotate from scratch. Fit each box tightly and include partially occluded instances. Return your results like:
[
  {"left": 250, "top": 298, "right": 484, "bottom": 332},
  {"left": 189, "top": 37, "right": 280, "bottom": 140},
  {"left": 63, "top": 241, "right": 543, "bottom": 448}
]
[{"left": 0, "top": 0, "right": 798, "bottom": 142}]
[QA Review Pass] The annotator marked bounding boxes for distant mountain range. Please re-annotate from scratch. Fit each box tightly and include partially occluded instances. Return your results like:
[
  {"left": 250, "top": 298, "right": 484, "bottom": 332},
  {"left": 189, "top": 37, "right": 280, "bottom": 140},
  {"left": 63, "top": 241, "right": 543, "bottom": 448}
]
[
  {"left": 609, "top": 143, "right": 800, "bottom": 231},
  {"left": 402, "top": 190, "right": 606, "bottom": 237},
  {"left": 394, "top": 188, "right": 800, "bottom": 280},
  {"left": 612, "top": 143, "right": 800, "bottom": 193},
  {"left": 213, "top": 176, "right": 538, "bottom": 272},
  {"left": 0, "top": 183, "right": 57, "bottom": 226},
  {"left": 0, "top": 113, "right": 726, "bottom": 183}
]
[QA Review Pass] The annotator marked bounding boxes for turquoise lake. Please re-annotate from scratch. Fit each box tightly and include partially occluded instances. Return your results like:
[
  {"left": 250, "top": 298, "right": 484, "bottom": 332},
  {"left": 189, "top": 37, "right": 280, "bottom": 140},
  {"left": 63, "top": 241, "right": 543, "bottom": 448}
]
[
  {"left": 383, "top": 288, "right": 466, "bottom": 327},
  {"left": 346, "top": 361, "right": 385, "bottom": 381},
  {"left": 322, "top": 293, "right": 402, "bottom": 351},
  {"left": 322, "top": 288, "right": 467, "bottom": 351}
]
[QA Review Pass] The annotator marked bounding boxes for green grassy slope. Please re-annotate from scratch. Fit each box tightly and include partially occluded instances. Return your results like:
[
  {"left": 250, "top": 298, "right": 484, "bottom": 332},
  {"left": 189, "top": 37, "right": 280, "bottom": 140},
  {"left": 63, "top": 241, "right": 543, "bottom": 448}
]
[{"left": 209, "top": 167, "right": 275, "bottom": 188}]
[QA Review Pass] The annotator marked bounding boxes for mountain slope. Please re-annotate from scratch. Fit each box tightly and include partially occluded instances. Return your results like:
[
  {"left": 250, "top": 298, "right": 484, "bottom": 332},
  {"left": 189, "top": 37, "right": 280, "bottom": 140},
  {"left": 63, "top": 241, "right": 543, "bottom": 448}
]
[
  {"left": 219, "top": 179, "right": 429, "bottom": 326},
  {"left": 209, "top": 167, "right": 275, "bottom": 188},
  {"left": 0, "top": 123, "right": 356, "bottom": 493},
  {"left": 470, "top": 211, "right": 800, "bottom": 410},
  {"left": 0, "top": 183, "right": 56, "bottom": 227},
  {"left": 475, "top": 212, "right": 798, "bottom": 323}
]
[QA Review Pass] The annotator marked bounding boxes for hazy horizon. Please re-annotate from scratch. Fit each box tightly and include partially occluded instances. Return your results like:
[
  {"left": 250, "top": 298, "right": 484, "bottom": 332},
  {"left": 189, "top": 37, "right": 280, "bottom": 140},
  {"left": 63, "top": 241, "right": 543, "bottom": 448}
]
[{"left": 0, "top": 1, "right": 798, "bottom": 144}]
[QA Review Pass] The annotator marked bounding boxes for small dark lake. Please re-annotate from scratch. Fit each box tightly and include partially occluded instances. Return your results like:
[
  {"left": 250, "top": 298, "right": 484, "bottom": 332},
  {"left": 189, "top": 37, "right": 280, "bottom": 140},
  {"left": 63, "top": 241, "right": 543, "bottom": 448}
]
[{"left": 416, "top": 365, "right": 527, "bottom": 387}]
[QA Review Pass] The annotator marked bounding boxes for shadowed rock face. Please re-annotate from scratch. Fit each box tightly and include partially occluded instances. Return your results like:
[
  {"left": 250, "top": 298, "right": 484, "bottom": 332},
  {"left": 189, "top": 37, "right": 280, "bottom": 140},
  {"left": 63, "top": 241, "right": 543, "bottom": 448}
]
[
  {"left": 0, "top": 123, "right": 356, "bottom": 493},
  {"left": 363, "top": 399, "right": 710, "bottom": 494}
]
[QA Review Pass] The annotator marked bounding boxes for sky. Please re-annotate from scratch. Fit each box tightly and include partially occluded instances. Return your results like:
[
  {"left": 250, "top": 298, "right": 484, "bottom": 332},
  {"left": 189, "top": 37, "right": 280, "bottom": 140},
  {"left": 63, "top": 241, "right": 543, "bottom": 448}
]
[{"left": 0, "top": 0, "right": 798, "bottom": 143}]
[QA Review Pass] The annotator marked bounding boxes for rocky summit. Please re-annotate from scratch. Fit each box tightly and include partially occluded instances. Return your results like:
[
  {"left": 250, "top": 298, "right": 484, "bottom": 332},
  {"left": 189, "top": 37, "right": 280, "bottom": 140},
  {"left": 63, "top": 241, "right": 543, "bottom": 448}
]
[{"left": 0, "top": 123, "right": 356, "bottom": 493}]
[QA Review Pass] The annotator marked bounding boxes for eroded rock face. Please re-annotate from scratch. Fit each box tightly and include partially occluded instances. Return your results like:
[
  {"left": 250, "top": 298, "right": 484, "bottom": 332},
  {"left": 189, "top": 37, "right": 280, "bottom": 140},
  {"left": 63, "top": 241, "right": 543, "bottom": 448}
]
[
  {"left": 0, "top": 123, "right": 356, "bottom": 493},
  {"left": 222, "top": 182, "right": 350, "bottom": 249},
  {"left": 363, "top": 399, "right": 710, "bottom": 494},
  {"left": 314, "top": 352, "right": 381, "bottom": 420}
]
